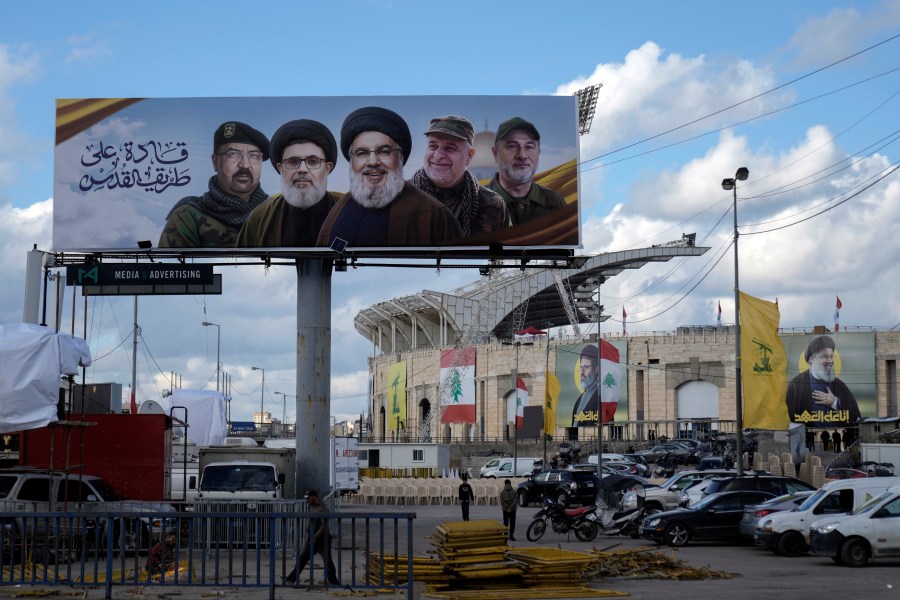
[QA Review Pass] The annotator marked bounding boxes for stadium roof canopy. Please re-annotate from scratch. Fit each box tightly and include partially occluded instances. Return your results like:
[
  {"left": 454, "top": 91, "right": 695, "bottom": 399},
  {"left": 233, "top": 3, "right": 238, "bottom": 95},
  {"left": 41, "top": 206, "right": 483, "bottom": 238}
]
[{"left": 354, "top": 243, "right": 709, "bottom": 355}]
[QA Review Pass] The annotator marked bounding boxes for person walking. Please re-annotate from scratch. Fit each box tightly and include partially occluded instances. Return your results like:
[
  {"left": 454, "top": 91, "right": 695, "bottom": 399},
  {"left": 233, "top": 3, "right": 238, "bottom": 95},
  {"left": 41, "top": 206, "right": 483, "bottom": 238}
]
[
  {"left": 458, "top": 474, "right": 474, "bottom": 521},
  {"left": 499, "top": 479, "right": 518, "bottom": 541},
  {"left": 832, "top": 430, "right": 842, "bottom": 453},
  {"left": 284, "top": 490, "right": 339, "bottom": 586}
]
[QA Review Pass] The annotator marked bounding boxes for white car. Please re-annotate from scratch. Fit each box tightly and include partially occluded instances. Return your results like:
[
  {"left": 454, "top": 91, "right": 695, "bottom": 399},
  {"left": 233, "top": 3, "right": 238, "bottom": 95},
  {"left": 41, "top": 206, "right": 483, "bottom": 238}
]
[{"left": 809, "top": 483, "right": 900, "bottom": 567}]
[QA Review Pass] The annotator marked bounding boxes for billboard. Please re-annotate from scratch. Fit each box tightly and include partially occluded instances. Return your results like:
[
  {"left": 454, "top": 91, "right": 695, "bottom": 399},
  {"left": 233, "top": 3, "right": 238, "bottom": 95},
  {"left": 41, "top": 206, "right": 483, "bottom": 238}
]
[
  {"left": 555, "top": 340, "right": 628, "bottom": 427},
  {"left": 54, "top": 96, "right": 580, "bottom": 255},
  {"left": 782, "top": 332, "right": 875, "bottom": 427}
]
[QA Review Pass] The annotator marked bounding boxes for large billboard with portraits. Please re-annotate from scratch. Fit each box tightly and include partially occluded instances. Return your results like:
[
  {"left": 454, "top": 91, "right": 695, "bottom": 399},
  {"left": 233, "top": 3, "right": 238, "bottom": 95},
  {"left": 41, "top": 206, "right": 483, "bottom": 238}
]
[{"left": 53, "top": 96, "right": 580, "bottom": 255}]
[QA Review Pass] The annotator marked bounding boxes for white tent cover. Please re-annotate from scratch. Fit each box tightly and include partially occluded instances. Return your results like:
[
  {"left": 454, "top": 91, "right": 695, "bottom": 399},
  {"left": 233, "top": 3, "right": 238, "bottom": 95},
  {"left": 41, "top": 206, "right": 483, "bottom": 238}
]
[
  {"left": 144, "top": 389, "right": 227, "bottom": 446},
  {"left": 0, "top": 323, "right": 92, "bottom": 434}
]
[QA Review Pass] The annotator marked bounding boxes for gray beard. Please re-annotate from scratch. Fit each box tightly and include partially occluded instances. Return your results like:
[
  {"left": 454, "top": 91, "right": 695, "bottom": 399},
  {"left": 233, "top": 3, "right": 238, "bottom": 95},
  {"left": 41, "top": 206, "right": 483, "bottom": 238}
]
[
  {"left": 281, "top": 177, "right": 326, "bottom": 209},
  {"left": 348, "top": 165, "right": 406, "bottom": 209},
  {"left": 581, "top": 375, "right": 597, "bottom": 390},
  {"left": 499, "top": 161, "right": 536, "bottom": 187},
  {"left": 809, "top": 363, "right": 835, "bottom": 383}
]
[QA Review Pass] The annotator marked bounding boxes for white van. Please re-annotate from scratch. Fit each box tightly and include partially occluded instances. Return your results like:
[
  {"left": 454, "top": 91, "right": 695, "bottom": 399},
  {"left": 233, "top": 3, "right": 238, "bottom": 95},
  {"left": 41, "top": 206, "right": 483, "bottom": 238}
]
[
  {"left": 479, "top": 458, "right": 504, "bottom": 478},
  {"left": 809, "top": 482, "right": 900, "bottom": 567},
  {"left": 483, "top": 457, "right": 538, "bottom": 478},
  {"left": 755, "top": 477, "right": 900, "bottom": 556}
]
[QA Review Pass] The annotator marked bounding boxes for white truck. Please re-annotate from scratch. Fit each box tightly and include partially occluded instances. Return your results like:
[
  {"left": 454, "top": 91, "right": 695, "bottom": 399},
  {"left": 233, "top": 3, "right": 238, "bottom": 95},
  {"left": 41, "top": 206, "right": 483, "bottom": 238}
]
[{"left": 197, "top": 446, "right": 297, "bottom": 501}]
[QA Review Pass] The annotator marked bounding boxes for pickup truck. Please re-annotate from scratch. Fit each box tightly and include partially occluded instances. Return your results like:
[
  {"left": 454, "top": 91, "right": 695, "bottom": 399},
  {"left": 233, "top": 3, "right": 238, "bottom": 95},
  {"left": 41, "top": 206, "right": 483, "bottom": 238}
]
[{"left": 0, "top": 467, "right": 176, "bottom": 554}]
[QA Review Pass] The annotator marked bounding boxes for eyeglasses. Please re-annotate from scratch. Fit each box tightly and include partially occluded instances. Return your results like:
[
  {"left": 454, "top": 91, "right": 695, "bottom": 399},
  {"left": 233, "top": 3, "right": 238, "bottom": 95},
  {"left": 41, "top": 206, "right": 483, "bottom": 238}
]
[
  {"left": 350, "top": 146, "right": 401, "bottom": 163},
  {"left": 281, "top": 156, "right": 326, "bottom": 171},
  {"left": 216, "top": 149, "right": 264, "bottom": 164}
]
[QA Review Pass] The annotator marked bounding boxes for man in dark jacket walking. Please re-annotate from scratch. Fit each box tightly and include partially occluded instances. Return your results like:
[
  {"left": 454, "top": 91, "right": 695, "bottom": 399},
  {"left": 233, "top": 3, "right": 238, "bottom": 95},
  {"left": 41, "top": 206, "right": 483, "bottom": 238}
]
[
  {"left": 499, "top": 479, "right": 518, "bottom": 541},
  {"left": 458, "top": 474, "right": 474, "bottom": 521}
]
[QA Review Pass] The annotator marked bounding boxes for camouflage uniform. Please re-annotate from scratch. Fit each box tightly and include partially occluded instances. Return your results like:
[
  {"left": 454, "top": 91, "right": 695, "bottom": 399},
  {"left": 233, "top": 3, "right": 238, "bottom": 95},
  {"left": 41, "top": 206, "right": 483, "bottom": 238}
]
[
  {"left": 486, "top": 174, "right": 566, "bottom": 227},
  {"left": 410, "top": 169, "right": 511, "bottom": 237},
  {"left": 158, "top": 176, "right": 267, "bottom": 248}
]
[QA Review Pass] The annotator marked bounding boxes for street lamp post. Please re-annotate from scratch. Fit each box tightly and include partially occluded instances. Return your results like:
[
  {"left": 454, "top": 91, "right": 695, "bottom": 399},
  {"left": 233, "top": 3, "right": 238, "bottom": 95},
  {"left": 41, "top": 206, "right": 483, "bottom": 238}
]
[
  {"left": 251, "top": 366, "right": 265, "bottom": 433},
  {"left": 721, "top": 166, "right": 750, "bottom": 476},
  {"left": 202, "top": 321, "right": 221, "bottom": 392},
  {"left": 274, "top": 391, "right": 295, "bottom": 435}
]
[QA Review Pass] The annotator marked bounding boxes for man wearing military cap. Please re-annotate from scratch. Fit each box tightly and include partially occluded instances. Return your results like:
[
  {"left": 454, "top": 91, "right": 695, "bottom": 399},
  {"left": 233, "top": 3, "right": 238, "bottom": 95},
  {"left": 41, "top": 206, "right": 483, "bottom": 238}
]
[
  {"left": 317, "top": 106, "right": 462, "bottom": 247},
  {"left": 159, "top": 121, "right": 270, "bottom": 247},
  {"left": 410, "top": 115, "right": 511, "bottom": 237},
  {"left": 786, "top": 335, "right": 861, "bottom": 426},
  {"left": 487, "top": 116, "right": 566, "bottom": 226},
  {"left": 237, "top": 119, "right": 340, "bottom": 247}
]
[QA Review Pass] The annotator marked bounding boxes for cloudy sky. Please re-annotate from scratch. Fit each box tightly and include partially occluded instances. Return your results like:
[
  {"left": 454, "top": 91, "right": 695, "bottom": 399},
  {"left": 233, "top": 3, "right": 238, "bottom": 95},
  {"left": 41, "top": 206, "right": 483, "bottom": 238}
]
[{"left": 2, "top": 1, "right": 899, "bottom": 426}]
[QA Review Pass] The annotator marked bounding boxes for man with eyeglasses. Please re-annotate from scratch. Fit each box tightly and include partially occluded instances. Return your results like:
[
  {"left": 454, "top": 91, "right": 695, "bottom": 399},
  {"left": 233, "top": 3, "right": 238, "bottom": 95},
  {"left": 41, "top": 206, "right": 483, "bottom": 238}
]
[
  {"left": 410, "top": 115, "right": 511, "bottom": 238},
  {"left": 786, "top": 335, "right": 861, "bottom": 426},
  {"left": 317, "top": 106, "right": 462, "bottom": 247},
  {"left": 486, "top": 117, "right": 566, "bottom": 226},
  {"left": 237, "top": 119, "right": 339, "bottom": 247},
  {"left": 159, "top": 121, "right": 269, "bottom": 247}
]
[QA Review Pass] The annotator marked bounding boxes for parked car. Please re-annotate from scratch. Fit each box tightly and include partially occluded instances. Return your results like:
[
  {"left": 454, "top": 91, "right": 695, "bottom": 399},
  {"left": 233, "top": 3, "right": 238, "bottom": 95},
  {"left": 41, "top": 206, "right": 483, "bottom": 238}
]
[
  {"left": 824, "top": 467, "right": 869, "bottom": 481},
  {"left": 479, "top": 458, "right": 504, "bottom": 478},
  {"left": 0, "top": 468, "right": 176, "bottom": 553},
  {"left": 809, "top": 483, "right": 900, "bottom": 567},
  {"left": 644, "top": 469, "right": 752, "bottom": 514},
  {"left": 755, "top": 477, "right": 900, "bottom": 556},
  {"left": 516, "top": 469, "right": 600, "bottom": 507},
  {"left": 482, "top": 457, "right": 539, "bottom": 478},
  {"left": 640, "top": 490, "right": 776, "bottom": 547},
  {"left": 637, "top": 444, "right": 693, "bottom": 463},
  {"left": 738, "top": 491, "right": 815, "bottom": 539},
  {"left": 700, "top": 475, "right": 815, "bottom": 501}
]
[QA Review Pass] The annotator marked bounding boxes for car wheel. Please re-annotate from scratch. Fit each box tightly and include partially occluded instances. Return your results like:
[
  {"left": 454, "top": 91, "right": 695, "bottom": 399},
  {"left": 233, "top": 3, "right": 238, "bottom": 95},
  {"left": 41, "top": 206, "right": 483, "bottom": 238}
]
[
  {"left": 664, "top": 522, "right": 689, "bottom": 547},
  {"left": 840, "top": 538, "right": 871, "bottom": 568},
  {"left": 517, "top": 490, "right": 529, "bottom": 508},
  {"left": 526, "top": 519, "right": 546, "bottom": 542},
  {"left": 574, "top": 521, "right": 599, "bottom": 542},
  {"left": 776, "top": 531, "right": 807, "bottom": 557},
  {"left": 556, "top": 491, "right": 569, "bottom": 507}
]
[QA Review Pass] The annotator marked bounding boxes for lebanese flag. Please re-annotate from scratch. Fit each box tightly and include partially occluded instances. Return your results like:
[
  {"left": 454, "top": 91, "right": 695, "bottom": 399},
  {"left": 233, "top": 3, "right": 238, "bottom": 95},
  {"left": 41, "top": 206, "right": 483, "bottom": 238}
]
[
  {"left": 515, "top": 377, "right": 527, "bottom": 429},
  {"left": 599, "top": 339, "right": 621, "bottom": 424},
  {"left": 440, "top": 347, "right": 476, "bottom": 423},
  {"left": 834, "top": 296, "right": 842, "bottom": 332}
]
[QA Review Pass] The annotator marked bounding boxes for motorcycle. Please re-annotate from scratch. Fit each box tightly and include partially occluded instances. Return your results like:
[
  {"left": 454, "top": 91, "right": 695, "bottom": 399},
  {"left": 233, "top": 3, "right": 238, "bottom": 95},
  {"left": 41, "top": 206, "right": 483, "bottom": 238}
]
[
  {"left": 589, "top": 474, "right": 649, "bottom": 538},
  {"left": 525, "top": 497, "right": 599, "bottom": 542},
  {"left": 652, "top": 452, "right": 679, "bottom": 478}
]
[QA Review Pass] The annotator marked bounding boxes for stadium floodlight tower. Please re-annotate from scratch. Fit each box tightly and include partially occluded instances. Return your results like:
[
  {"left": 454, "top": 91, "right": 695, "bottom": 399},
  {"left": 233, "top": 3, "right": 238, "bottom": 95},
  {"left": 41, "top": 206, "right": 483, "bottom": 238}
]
[
  {"left": 721, "top": 166, "right": 749, "bottom": 476},
  {"left": 574, "top": 84, "right": 603, "bottom": 136}
]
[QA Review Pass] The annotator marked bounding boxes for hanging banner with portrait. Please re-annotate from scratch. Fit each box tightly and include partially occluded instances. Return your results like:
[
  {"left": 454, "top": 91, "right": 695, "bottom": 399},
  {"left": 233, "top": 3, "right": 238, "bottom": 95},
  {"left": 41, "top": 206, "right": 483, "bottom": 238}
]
[{"left": 555, "top": 340, "right": 628, "bottom": 427}]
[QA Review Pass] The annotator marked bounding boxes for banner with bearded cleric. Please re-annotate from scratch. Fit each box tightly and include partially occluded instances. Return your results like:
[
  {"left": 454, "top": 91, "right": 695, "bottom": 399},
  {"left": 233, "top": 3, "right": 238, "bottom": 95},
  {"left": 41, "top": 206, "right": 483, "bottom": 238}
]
[
  {"left": 782, "top": 332, "right": 875, "bottom": 427},
  {"left": 53, "top": 96, "right": 580, "bottom": 256},
  {"left": 555, "top": 340, "right": 628, "bottom": 428}
]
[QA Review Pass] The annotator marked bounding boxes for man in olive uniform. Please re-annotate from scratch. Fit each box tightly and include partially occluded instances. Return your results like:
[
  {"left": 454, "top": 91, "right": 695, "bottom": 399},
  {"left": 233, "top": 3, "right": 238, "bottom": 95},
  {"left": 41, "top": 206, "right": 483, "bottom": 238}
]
[
  {"left": 410, "top": 115, "right": 511, "bottom": 237},
  {"left": 499, "top": 479, "right": 518, "bottom": 541},
  {"left": 159, "top": 121, "right": 269, "bottom": 247},
  {"left": 237, "top": 119, "right": 339, "bottom": 247},
  {"left": 487, "top": 117, "right": 566, "bottom": 226}
]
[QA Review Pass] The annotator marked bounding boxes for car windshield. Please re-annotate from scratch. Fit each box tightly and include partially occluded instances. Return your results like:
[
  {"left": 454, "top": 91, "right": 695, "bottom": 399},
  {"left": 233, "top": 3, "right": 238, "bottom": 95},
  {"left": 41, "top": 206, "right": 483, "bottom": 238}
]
[
  {"left": 797, "top": 488, "right": 828, "bottom": 512},
  {"left": 850, "top": 490, "right": 893, "bottom": 515},
  {"left": 0, "top": 476, "right": 16, "bottom": 499},
  {"left": 88, "top": 478, "right": 126, "bottom": 501}
]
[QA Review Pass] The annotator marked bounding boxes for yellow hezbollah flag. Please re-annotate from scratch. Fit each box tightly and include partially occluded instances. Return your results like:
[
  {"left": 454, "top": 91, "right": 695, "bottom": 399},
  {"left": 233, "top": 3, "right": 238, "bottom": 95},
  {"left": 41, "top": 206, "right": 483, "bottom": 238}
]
[
  {"left": 386, "top": 361, "right": 407, "bottom": 431},
  {"left": 544, "top": 371, "right": 560, "bottom": 435},
  {"left": 739, "top": 291, "right": 789, "bottom": 430}
]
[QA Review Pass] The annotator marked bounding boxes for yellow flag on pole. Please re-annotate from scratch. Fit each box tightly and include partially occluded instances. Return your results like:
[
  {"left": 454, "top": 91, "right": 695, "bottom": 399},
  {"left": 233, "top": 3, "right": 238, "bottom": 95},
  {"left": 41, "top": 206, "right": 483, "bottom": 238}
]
[
  {"left": 544, "top": 370, "right": 560, "bottom": 435},
  {"left": 386, "top": 361, "right": 407, "bottom": 431},
  {"left": 739, "top": 291, "right": 789, "bottom": 430}
]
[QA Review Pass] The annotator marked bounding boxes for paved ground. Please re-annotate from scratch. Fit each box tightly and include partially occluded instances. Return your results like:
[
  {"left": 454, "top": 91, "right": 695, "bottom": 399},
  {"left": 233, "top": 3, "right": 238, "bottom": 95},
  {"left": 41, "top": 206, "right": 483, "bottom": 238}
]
[{"left": 4, "top": 502, "right": 899, "bottom": 600}]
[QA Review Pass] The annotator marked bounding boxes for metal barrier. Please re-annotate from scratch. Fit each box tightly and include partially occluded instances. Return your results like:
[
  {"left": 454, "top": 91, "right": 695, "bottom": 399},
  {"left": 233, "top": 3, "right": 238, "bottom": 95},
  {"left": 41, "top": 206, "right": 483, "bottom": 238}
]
[{"left": 1, "top": 507, "right": 415, "bottom": 600}]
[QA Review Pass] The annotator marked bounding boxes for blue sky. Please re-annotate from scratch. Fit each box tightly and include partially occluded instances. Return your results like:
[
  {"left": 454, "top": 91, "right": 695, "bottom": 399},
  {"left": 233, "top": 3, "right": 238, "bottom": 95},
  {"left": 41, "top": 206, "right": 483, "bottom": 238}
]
[{"left": 2, "top": 1, "right": 899, "bottom": 424}]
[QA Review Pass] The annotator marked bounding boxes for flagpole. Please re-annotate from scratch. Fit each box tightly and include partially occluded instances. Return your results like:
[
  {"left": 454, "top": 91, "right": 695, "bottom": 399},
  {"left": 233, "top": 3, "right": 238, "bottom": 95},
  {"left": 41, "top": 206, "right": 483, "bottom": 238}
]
[{"left": 543, "top": 329, "right": 551, "bottom": 467}]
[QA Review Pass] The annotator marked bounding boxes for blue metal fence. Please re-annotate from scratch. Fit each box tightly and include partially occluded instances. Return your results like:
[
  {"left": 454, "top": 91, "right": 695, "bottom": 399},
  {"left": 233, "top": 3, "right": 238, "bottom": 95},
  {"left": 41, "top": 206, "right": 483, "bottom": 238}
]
[{"left": 1, "top": 507, "right": 415, "bottom": 600}]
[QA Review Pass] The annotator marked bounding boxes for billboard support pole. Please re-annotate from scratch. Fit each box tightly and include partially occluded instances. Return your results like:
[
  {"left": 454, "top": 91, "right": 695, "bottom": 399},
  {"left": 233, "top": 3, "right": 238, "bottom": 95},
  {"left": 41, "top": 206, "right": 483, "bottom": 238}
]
[{"left": 296, "top": 259, "right": 332, "bottom": 497}]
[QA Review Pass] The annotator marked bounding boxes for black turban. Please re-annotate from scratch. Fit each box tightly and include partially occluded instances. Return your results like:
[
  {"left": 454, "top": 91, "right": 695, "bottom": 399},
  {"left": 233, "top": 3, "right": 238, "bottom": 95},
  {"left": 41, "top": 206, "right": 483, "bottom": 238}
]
[
  {"left": 580, "top": 344, "right": 599, "bottom": 365},
  {"left": 804, "top": 335, "right": 835, "bottom": 362},
  {"left": 340, "top": 106, "right": 411, "bottom": 165},
  {"left": 268, "top": 119, "right": 337, "bottom": 170}
]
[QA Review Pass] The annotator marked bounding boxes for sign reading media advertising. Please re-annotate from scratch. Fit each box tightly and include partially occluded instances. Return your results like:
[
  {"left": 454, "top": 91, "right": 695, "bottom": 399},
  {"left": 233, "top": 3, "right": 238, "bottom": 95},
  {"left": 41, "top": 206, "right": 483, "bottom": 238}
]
[{"left": 54, "top": 96, "right": 580, "bottom": 255}]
